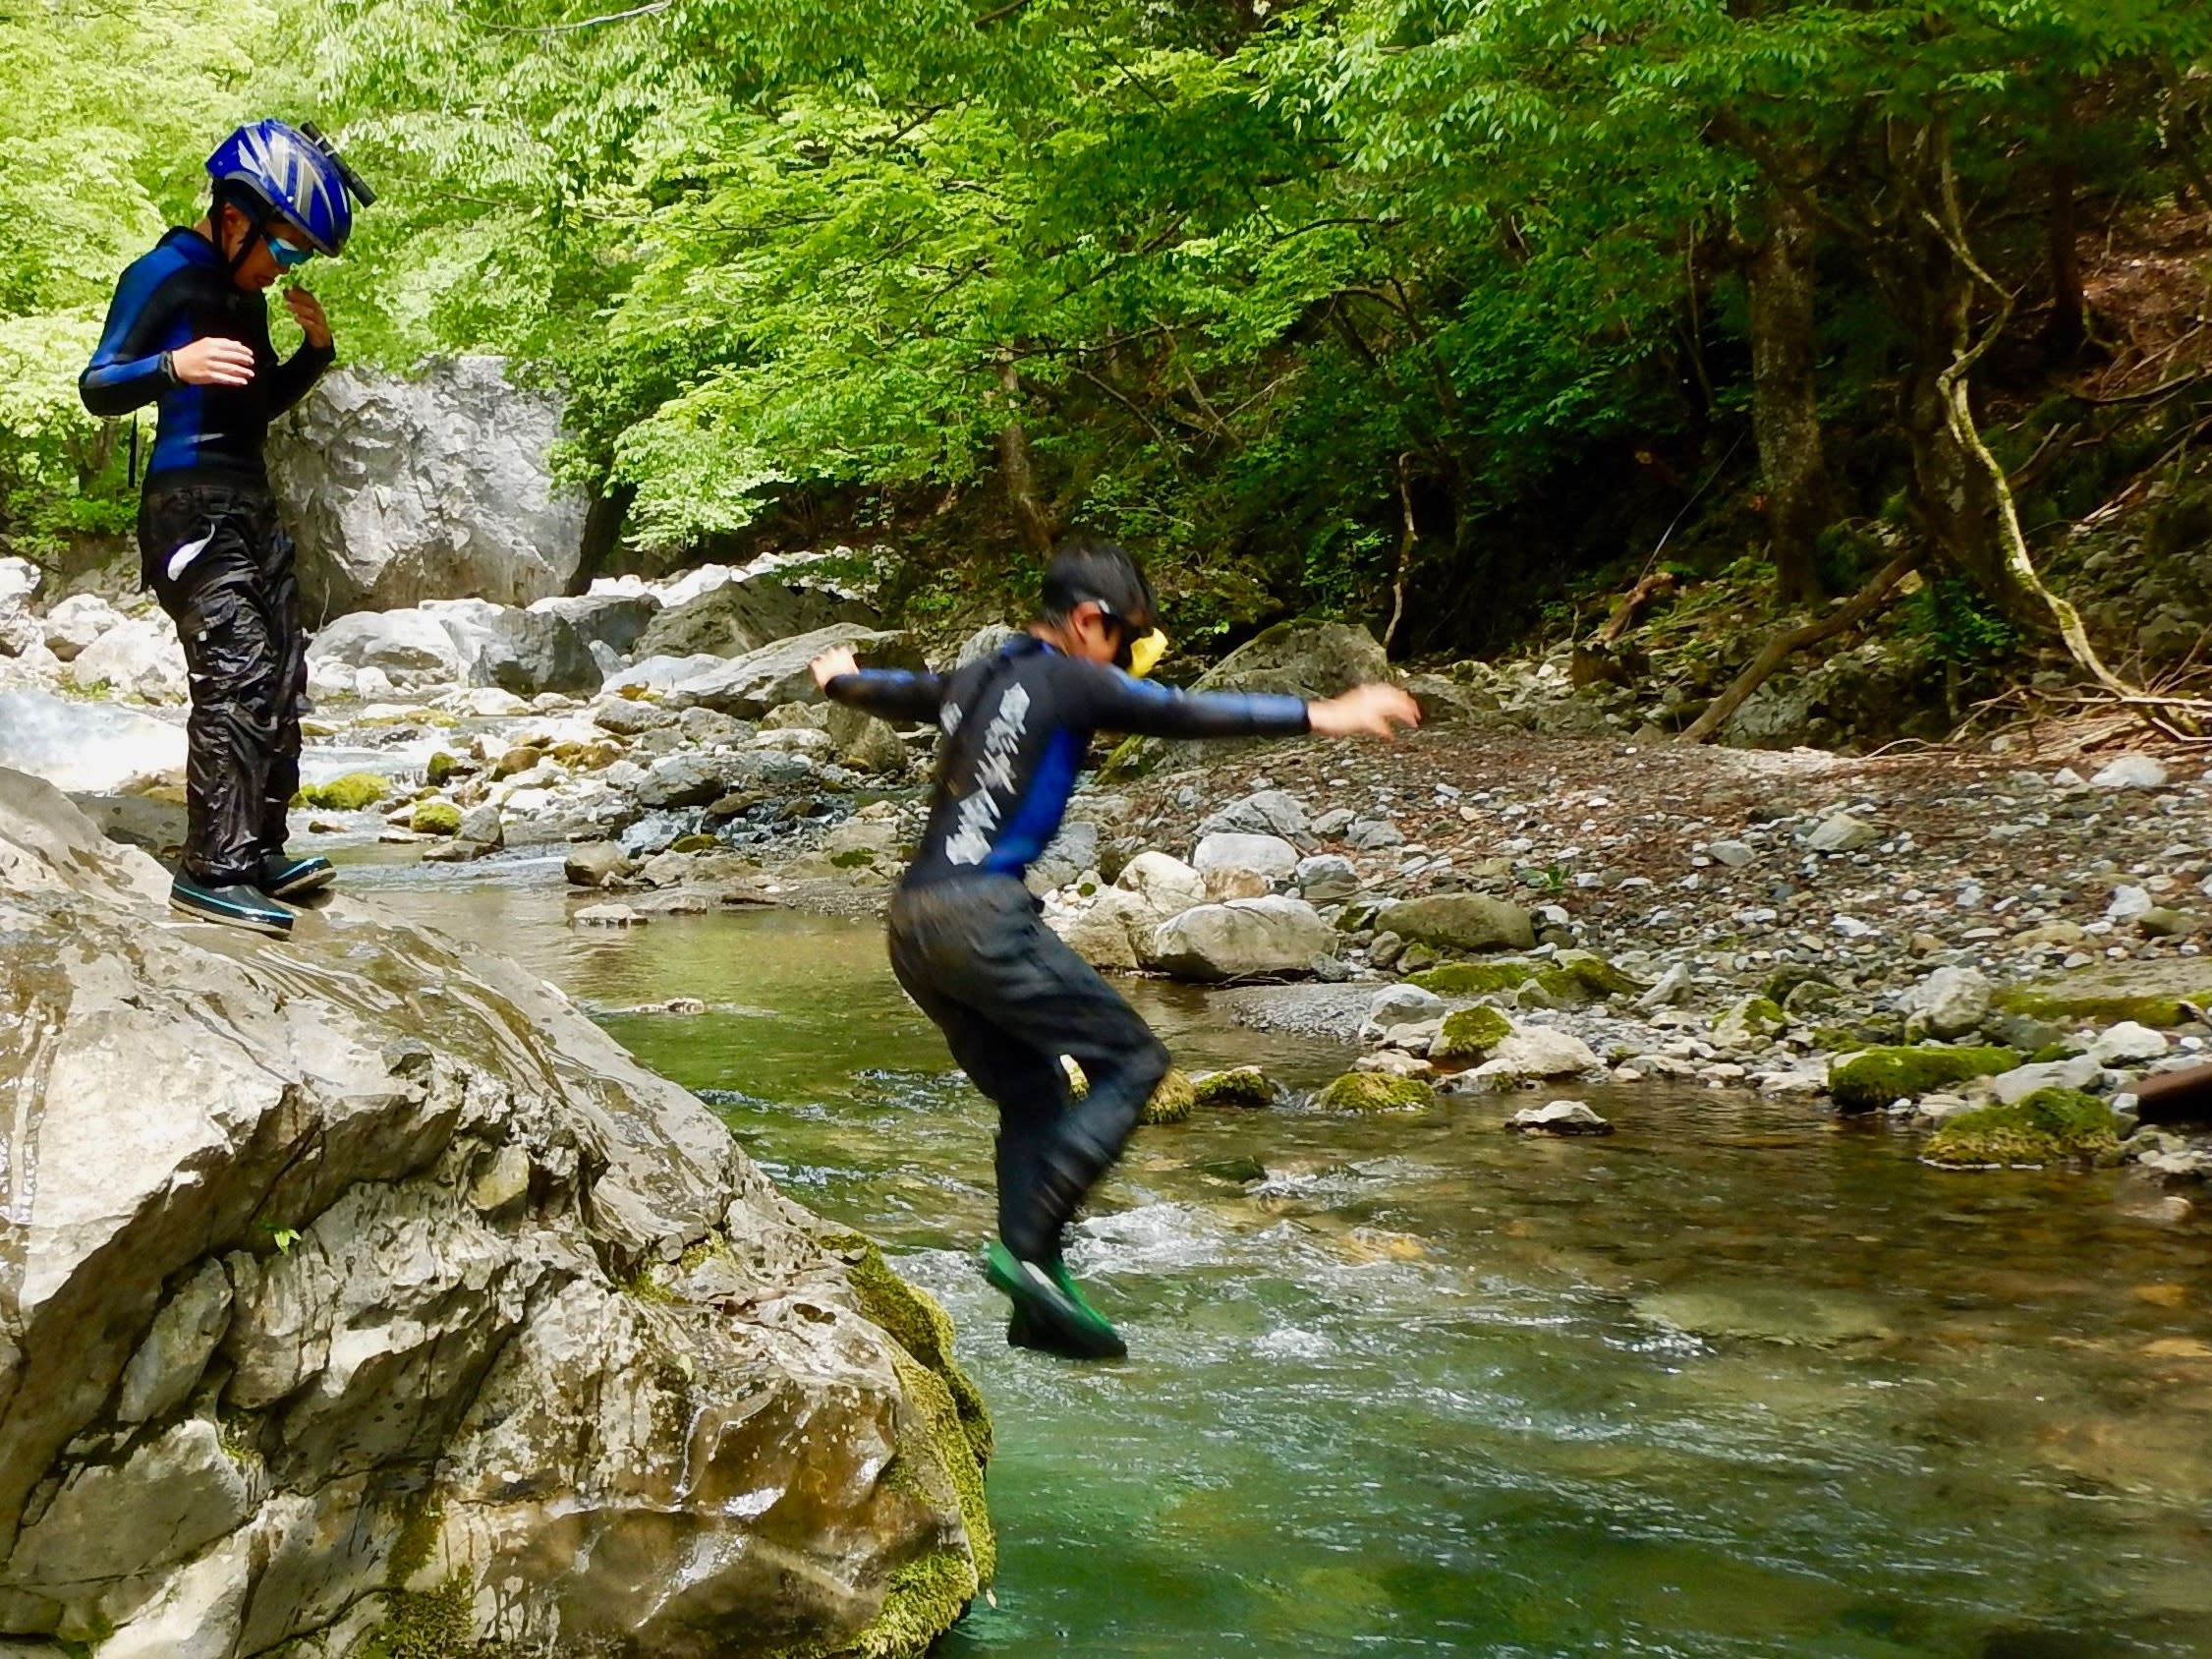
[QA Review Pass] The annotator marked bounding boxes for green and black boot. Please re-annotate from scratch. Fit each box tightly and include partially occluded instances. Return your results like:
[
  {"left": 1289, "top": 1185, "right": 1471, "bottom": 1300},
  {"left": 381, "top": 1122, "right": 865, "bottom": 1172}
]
[
  {"left": 170, "top": 875, "right": 295, "bottom": 938},
  {"left": 258, "top": 851, "right": 336, "bottom": 901},
  {"left": 984, "top": 1240, "right": 1126, "bottom": 1360}
]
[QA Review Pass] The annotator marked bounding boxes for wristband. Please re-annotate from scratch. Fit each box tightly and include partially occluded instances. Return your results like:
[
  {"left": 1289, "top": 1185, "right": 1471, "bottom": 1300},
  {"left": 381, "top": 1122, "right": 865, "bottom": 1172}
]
[{"left": 157, "top": 350, "right": 178, "bottom": 386}]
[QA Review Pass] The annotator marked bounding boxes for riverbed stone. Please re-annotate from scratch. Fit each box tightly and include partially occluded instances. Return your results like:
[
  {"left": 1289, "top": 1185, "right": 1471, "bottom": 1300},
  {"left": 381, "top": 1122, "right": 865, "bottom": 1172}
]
[
  {"left": 68, "top": 615, "right": 187, "bottom": 703},
  {"left": 1803, "top": 813, "right": 1880, "bottom": 853},
  {"left": 1193, "top": 831, "right": 1299, "bottom": 886},
  {"left": 1450, "top": 1025, "right": 1603, "bottom": 1090},
  {"left": 1713, "top": 995, "right": 1787, "bottom": 1048},
  {"left": 2090, "top": 753, "right": 2169, "bottom": 790},
  {"left": 1295, "top": 854, "right": 1360, "bottom": 902},
  {"left": 1901, "top": 965, "right": 1992, "bottom": 1041},
  {"left": 1197, "top": 789, "right": 1312, "bottom": 842},
  {"left": 662, "top": 625, "right": 923, "bottom": 717},
  {"left": 1363, "top": 984, "right": 1446, "bottom": 1034},
  {"left": 1117, "top": 851, "right": 1208, "bottom": 917},
  {"left": 1990, "top": 1054, "right": 2106, "bottom": 1104},
  {"left": 1507, "top": 1100, "right": 1614, "bottom": 1135},
  {"left": 1147, "top": 896, "right": 1333, "bottom": 981},
  {"left": 2089, "top": 1021, "right": 2169, "bottom": 1065},
  {"left": 1384, "top": 893, "right": 1536, "bottom": 954}
]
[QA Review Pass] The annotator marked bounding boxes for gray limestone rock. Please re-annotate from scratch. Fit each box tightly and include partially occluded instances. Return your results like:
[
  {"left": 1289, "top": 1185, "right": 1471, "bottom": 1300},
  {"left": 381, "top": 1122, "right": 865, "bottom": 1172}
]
[{"left": 1147, "top": 896, "right": 1333, "bottom": 981}]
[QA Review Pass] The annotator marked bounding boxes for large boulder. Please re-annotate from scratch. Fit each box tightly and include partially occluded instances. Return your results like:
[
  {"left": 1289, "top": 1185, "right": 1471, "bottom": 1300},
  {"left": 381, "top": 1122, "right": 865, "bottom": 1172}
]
[
  {"left": 1106, "top": 622, "right": 1390, "bottom": 775},
  {"left": 0, "top": 771, "right": 992, "bottom": 1657},
  {"left": 635, "top": 573, "right": 878, "bottom": 661},
  {"left": 663, "top": 625, "right": 924, "bottom": 718},
  {"left": 307, "top": 608, "right": 469, "bottom": 687},
  {"left": 268, "top": 357, "right": 588, "bottom": 615},
  {"left": 40, "top": 594, "right": 124, "bottom": 663},
  {"left": 422, "top": 599, "right": 602, "bottom": 697},
  {"left": 530, "top": 591, "right": 663, "bottom": 658},
  {"left": 1146, "top": 895, "right": 1333, "bottom": 981}
]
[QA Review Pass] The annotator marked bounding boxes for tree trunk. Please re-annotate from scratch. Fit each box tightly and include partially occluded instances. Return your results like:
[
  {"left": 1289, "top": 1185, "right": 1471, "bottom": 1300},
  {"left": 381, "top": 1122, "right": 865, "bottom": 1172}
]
[
  {"left": 1741, "top": 190, "right": 1833, "bottom": 603},
  {"left": 566, "top": 482, "right": 637, "bottom": 596},
  {"left": 2044, "top": 90, "right": 2086, "bottom": 361},
  {"left": 996, "top": 356, "right": 1055, "bottom": 555}
]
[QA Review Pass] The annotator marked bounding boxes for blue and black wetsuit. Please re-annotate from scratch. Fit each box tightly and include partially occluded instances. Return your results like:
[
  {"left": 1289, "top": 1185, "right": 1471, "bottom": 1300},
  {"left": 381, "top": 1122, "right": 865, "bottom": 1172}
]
[
  {"left": 826, "top": 636, "right": 1309, "bottom": 1263},
  {"left": 81, "top": 227, "right": 334, "bottom": 887}
]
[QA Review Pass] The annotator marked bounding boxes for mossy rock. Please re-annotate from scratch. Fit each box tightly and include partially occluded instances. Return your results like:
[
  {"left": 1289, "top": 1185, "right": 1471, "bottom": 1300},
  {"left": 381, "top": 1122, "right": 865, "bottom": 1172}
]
[
  {"left": 1924, "top": 1088, "right": 2121, "bottom": 1169},
  {"left": 1140, "top": 1069, "right": 1197, "bottom": 1125},
  {"left": 1190, "top": 1066, "right": 1276, "bottom": 1110},
  {"left": 294, "top": 771, "right": 389, "bottom": 812},
  {"left": 425, "top": 750, "right": 465, "bottom": 786},
  {"left": 410, "top": 799, "right": 463, "bottom": 836},
  {"left": 670, "top": 832, "right": 722, "bottom": 853},
  {"left": 1315, "top": 1072, "right": 1435, "bottom": 1113},
  {"left": 1714, "top": 995, "right": 1787, "bottom": 1045},
  {"left": 1431, "top": 1005, "right": 1512, "bottom": 1062},
  {"left": 1828, "top": 1045, "right": 2020, "bottom": 1113},
  {"left": 828, "top": 847, "right": 879, "bottom": 869},
  {"left": 1992, "top": 987, "right": 2212, "bottom": 1030},
  {"left": 1409, "top": 951, "right": 1632, "bottom": 1007}
]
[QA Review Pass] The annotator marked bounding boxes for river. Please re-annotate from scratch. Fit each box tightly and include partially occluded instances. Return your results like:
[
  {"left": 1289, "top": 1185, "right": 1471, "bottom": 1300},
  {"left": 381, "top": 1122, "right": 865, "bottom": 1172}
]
[{"left": 343, "top": 847, "right": 2212, "bottom": 1658}]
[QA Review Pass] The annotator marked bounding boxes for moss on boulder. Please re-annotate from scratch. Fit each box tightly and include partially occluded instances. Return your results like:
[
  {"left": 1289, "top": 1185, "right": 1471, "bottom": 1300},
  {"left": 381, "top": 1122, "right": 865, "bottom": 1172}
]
[
  {"left": 294, "top": 771, "right": 389, "bottom": 812},
  {"left": 1431, "top": 1005, "right": 1512, "bottom": 1062},
  {"left": 1315, "top": 1072, "right": 1435, "bottom": 1112},
  {"left": 1992, "top": 987, "right": 2212, "bottom": 1029},
  {"left": 1924, "top": 1088, "right": 2121, "bottom": 1168},
  {"left": 1827, "top": 1045, "right": 2020, "bottom": 1113},
  {"left": 1409, "top": 950, "right": 1634, "bottom": 1007},
  {"left": 1190, "top": 1066, "right": 1276, "bottom": 1110},
  {"left": 1140, "top": 1069, "right": 1197, "bottom": 1124},
  {"left": 410, "top": 798, "right": 463, "bottom": 836}
]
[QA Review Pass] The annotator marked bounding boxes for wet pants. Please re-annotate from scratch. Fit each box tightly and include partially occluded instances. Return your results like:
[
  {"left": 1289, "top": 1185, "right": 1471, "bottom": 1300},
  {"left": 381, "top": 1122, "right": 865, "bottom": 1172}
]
[
  {"left": 887, "top": 876, "right": 1171, "bottom": 1262},
  {"left": 139, "top": 482, "right": 306, "bottom": 887}
]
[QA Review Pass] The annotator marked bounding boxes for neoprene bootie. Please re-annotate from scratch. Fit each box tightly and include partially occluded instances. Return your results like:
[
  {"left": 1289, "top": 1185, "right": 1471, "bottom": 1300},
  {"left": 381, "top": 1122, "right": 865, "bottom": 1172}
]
[
  {"left": 170, "top": 876, "right": 294, "bottom": 938},
  {"left": 984, "top": 1240, "right": 1126, "bottom": 1360},
  {"left": 258, "top": 851, "right": 336, "bottom": 900}
]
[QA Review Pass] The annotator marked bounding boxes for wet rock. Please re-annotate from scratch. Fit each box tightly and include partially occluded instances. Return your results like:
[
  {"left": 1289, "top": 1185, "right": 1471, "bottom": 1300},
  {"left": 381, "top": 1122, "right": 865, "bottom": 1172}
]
[
  {"left": 1506, "top": 1100, "right": 1614, "bottom": 1135},
  {"left": 2089, "top": 753, "right": 2168, "bottom": 790},
  {"left": 563, "top": 841, "right": 633, "bottom": 888},
  {"left": 1138, "top": 1070, "right": 1197, "bottom": 1125},
  {"left": 1355, "top": 1050, "right": 1435, "bottom": 1079},
  {"left": 1901, "top": 966, "right": 1992, "bottom": 1041},
  {"left": 1925, "top": 1088, "right": 2121, "bottom": 1167},
  {"left": 1362, "top": 984, "right": 1446, "bottom": 1036},
  {"left": 1189, "top": 1067, "right": 1277, "bottom": 1110},
  {"left": 1385, "top": 893, "right": 1536, "bottom": 954},
  {"left": 1430, "top": 1004, "right": 1512, "bottom": 1062},
  {"left": 0, "top": 687, "right": 184, "bottom": 794},
  {"left": 1148, "top": 896, "right": 1333, "bottom": 981},
  {"left": 1449, "top": 1025, "right": 1603, "bottom": 1089},
  {"left": 1315, "top": 1072, "right": 1435, "bottom": 1112},
  {"left": 574, "top": 901, "right": 647, "bottom": 927}
]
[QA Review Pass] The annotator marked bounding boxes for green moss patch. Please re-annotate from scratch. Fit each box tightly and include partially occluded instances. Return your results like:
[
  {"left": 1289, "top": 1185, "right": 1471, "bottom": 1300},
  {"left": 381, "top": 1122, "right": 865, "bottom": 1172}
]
[
  {"left": 294, "top": 771, "right": 390, "bottom": 811},
  {"left": 362, "top": 1573, "right": 471, "bottom": 1659},
  {"left": 1993, "top": 988, "right": 2212, "bottom": 1029},
  {"left": 1431, "top": 1005, "right": 1512, "bottom": 1062},
  {"left": 411, "top": 799, "right": 463, "bottom": 836},
  {"left": 1924, "top": 1088, "right": 2121, "bottom": 1168},
  {"left": 1828, "top": 1045, "right": 2020, "bottom": 1113},
  {"left": 1409, "top": 950, "right": 1633, "bottom": 1007},
  {"left": 1140, "top": 1069, "right": 1197, "bottom": 1125},
  {"left": 1315, "top": 1072, "right": 1435, "bottom": 1113},
  {"left": 1190, "top": 1066, "right": 1276, "bottom": 1110}
]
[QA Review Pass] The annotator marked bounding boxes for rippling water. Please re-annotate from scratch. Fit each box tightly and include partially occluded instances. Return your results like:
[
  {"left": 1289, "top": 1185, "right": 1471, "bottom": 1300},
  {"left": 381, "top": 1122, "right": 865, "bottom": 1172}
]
[{"left": 345, "top": 849, "right": 2212, "bottom": 1658}]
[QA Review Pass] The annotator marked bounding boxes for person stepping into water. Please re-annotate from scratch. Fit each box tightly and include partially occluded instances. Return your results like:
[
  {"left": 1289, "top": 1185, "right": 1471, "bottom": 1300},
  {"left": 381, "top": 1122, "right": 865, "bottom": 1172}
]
[{"left": 814, "top": 538, "right": 1418, "bottom": 1360}]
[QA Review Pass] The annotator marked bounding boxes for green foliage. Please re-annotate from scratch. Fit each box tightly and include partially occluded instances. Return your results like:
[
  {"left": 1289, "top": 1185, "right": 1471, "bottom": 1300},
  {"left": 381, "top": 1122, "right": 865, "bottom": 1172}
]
[{"left": 1901, "top": 576, "right": 2016, "bottom": 666}]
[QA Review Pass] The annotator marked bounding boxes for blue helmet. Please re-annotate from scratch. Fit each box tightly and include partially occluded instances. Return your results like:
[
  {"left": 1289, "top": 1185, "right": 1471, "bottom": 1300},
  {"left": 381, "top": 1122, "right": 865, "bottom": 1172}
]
[{"left": 205, "top": 120, "right": 372, "bottom": 257}]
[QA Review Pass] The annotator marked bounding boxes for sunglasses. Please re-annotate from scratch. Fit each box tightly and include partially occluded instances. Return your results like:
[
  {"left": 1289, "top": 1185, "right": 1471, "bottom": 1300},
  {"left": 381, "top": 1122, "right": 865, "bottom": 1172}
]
[
  {"left": 265, "top": 235, "right": 315, "bottom": 270},
  {"left": 1089, "top": 601, "right": 1168, "bottom": 678}
]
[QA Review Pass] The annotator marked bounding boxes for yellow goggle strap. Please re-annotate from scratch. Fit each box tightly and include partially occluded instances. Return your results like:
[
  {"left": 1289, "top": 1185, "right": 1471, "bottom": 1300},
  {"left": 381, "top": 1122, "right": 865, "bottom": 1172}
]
[{"left": 1127, "top": 628, "right": 1169, "bottom": 679}]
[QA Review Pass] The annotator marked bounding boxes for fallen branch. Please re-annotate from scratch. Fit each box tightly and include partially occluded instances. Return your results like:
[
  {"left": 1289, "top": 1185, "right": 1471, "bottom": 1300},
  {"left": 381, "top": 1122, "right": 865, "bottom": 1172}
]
[
  {"left": 1679, "top": 548, "right": 1918, "bottom": 744},
  {"left": 1596, "top": 569, "right": 1678, "bottom": 646}
]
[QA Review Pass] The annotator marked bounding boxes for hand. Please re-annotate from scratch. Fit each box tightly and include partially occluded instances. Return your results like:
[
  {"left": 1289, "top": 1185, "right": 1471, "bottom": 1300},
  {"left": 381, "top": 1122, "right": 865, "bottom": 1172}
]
[
  {"left": 169, "top": 337, "right": 255, "bottom": 387},
  {"left": 1308, "top": 682, "right": 1421, "bottom": 739},
  {"left": 284, "top": 287, "right": 332, "bottom": 349},
  {"left": 810, "top": 645, "right": 859, "bottom": 690}
]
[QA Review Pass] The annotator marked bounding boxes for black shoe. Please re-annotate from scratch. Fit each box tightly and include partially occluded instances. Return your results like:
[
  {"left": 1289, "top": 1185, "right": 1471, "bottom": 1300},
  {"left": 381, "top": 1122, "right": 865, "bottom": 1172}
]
[
  {"left": 984, "top": 1240, "right": 1127, "bottom": 1360},
  {"left": 258, "top": 852, "right": 336, "bottom": 900},
  {"left": 170, "top": 877, "right": 295, "bottom": 938}
]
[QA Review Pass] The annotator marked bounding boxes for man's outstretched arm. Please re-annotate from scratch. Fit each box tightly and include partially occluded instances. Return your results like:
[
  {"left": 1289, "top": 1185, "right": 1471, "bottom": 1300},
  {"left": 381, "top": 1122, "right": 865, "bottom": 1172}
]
[
  {"left": 1068, "top": 661, "right": 1418, "bottom": 742},
  {"left": 811, "top": 645, "right": 948, "bottom": 722}
]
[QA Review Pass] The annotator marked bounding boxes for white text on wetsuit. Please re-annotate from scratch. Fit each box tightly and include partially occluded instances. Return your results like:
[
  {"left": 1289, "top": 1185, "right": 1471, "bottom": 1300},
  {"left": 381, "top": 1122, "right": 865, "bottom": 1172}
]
[{"left": 944, "top": 683, "right": 1031, "bottom": 866}]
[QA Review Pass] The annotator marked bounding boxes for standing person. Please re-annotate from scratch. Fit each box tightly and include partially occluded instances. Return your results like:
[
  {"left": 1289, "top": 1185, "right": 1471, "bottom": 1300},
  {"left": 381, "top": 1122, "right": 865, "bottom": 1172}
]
[
  {"left": 80, "top": 120, "right": 373, "bottom": 938},
  {"left": 813, "top": 538, "right": 1418, "bottom": 1360}
]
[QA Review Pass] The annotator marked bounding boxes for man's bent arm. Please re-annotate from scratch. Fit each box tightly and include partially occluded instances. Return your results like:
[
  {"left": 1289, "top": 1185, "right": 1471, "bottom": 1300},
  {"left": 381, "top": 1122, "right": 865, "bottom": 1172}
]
[{"left": 824, "top": 668, "right": 950, "bottom": 723}]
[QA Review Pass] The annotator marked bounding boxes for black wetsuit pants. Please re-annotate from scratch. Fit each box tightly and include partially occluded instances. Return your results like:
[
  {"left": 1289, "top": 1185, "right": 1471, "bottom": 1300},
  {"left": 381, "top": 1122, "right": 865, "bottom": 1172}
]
[
  {"left": 887, "top": 876, "right": 1171, "bottom": 1263},
  {"left": 139, "top": 482, "right": 306, "bottom": 887}
]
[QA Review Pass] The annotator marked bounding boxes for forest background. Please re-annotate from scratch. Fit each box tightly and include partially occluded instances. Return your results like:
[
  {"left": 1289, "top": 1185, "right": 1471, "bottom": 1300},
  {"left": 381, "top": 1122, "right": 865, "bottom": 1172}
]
[{"left": 7, "top": 0, "right": 2212, "bottom": 712}]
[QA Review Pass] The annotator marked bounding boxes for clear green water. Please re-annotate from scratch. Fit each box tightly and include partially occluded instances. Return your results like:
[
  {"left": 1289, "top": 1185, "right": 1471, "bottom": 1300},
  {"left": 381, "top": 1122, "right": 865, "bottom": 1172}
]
[{"left": 345, "top": 851, "right": 2212, "bottom": 1658}]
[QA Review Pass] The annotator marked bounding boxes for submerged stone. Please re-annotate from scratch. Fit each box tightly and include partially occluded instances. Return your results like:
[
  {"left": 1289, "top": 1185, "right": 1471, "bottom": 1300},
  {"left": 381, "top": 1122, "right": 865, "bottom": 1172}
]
[{"left": 1315, "top": 1072, "right": 1436, "bottom": 1113}]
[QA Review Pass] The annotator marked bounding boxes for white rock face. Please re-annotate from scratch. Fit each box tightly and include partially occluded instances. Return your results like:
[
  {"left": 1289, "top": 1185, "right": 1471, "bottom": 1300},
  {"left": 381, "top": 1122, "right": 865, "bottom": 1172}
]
[
  {"left": 1295, "top": 853, "right": 1360, "bottom": 902},
  {"left": 1197, "top": 788, "right": 1312, "bottom": 841},
  {"left": 1456, "top": 1025, "right": 1604, "bottom": 1089},
  {"left": 40, "top": 594, "right": 123, "bottom": 662},
  {"left": 1507, "top": 1100, "right": 1614, "bottom": 1134},
  {"left": 67, "top": 615, "right": 187, "bottom": 703},
  {"left": 1052, "top": 887, "right": 1155, "bottom": 971},
  {"left": 1115, "top": 851, "right": 1208, "bottom": 917},
  {"left": 1147, "top": 895, "right": 1333, "bottom": 981},
  {"left": 2090, "top": 753, "right": 2169, "bottom": 790},
  {"left": 0, "top": 771, "right": 993, "bottom": 1657},
  {"left": 1991, "top": 1055, "right": 2104, "bottom": 1104},
  {"left": 2089, "top": 1021, "right": 2168, "bottom": 1066},
  {"left": 268, "top": 357, "right": 588, "bottom": 615}
]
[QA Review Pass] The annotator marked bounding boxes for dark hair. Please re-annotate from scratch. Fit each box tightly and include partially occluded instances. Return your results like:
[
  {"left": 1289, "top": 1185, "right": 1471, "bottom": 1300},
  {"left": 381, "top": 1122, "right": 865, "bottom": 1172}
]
[{"left": 1040, "top": 536, "right": 1156, "bottom": 628}]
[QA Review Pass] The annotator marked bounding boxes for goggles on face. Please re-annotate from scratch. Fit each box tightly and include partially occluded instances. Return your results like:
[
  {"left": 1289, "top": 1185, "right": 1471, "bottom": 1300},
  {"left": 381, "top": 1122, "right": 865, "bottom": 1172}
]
[
  {"left": 266, "top": 235, "right": 315, "bottom": 270},
  {"left": 1092, "top": 601, "right": 1169, "bottom": 678}
]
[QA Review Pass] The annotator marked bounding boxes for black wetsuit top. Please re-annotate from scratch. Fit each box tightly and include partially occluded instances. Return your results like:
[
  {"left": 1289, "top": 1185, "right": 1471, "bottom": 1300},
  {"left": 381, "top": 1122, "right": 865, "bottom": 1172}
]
[
  {"left": 826, "top": 635, "right": 1310, "bottom": 888},
  {"left": 80, "top": 227, "right": 334, "bottom": 487}
]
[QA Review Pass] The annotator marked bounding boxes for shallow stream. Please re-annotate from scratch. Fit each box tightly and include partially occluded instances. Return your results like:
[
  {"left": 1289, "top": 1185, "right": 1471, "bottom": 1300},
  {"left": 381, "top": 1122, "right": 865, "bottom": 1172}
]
[{"left": 346, "top": 849, "right": 2212, "bottom": 1658}]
